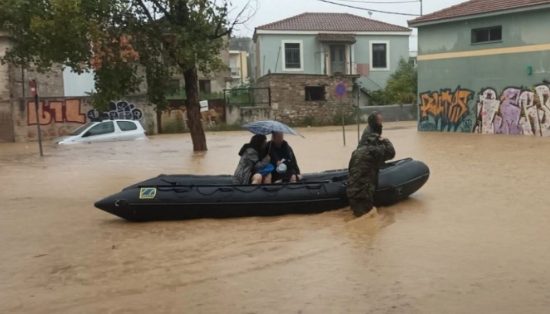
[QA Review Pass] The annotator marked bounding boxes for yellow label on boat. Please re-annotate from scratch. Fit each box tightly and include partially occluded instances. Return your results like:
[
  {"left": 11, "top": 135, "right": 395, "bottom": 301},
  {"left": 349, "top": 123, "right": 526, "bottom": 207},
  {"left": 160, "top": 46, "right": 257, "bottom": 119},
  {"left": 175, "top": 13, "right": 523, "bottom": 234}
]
[{"left": 139, "top": 187, "right": 157, "bottom": 200}]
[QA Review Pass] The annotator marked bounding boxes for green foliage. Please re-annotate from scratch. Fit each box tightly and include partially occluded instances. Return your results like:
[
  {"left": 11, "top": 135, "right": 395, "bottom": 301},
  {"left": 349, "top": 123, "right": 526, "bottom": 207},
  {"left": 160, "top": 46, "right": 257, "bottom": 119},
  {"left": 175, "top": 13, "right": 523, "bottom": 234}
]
[
  {"left": 384, "top": 58, "right": 418, "bottom": 105},
  {"left": 367, "top": 90, "right": 390, "bottom": 106},
  {"left": 0, "top": 0, "right": 239, "bottom": 108}
]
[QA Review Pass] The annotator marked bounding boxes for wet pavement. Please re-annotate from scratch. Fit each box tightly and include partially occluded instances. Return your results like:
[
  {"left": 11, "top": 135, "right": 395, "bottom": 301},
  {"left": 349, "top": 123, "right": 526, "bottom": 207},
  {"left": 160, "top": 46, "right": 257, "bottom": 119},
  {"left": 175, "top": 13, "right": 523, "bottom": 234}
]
[{"left": 1, "top": 121, "right": 550, "bottom": 313}]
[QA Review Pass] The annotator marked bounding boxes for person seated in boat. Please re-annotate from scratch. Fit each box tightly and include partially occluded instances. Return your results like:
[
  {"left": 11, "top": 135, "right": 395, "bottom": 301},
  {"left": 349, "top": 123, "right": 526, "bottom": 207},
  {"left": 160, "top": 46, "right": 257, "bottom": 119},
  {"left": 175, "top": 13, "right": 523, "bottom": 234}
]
[
  {"left": 266, "top": 132, "right": 301, "bottom": 183},
  {"left": 347, "top": 112, "right": 395, "bottom": 217},
  {"left": 233, "top": 134, "right": 273, "bottom": 185}
]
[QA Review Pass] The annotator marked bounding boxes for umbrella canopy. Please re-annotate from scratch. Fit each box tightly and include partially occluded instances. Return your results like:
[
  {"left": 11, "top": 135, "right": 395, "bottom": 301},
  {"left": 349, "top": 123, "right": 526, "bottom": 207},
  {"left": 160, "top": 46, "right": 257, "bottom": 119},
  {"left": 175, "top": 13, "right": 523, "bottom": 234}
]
[{"left": 243, "top": 120, "right": 303, "bottom": 137}]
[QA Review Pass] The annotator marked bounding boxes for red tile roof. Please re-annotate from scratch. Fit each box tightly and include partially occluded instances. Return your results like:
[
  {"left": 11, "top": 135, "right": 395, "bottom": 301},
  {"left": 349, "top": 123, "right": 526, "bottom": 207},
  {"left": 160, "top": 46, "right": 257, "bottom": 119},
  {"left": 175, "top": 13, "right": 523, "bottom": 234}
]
[
  {"left": 410, "top": 0, "right": 550, "bottom": 26},
  {"left": 256, "top": 13, "right": 410, "bottom": 32}
]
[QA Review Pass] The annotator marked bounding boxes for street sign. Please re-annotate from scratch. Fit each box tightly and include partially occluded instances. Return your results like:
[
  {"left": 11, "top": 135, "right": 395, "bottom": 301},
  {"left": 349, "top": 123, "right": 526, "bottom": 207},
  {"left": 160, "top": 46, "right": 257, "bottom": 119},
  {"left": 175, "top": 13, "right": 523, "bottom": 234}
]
[
  {"left": 335, "top": 82, "right": 346, "bottom": 98},
  {"left": 29, "top": 80, "right": 37, "bottom": 97},
  {"left": 335, "top": 82, "right": 347, "bottom": 146},
  {"left": 199, "top": 100, "right": 209, "bottom": 112}
]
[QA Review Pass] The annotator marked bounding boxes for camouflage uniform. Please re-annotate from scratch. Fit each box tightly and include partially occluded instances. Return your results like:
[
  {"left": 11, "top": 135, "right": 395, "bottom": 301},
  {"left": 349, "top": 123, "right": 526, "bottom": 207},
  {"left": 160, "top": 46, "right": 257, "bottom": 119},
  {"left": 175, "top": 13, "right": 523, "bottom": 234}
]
[{"left": 347, "top": 126, "right": 395, "bottom": 216}]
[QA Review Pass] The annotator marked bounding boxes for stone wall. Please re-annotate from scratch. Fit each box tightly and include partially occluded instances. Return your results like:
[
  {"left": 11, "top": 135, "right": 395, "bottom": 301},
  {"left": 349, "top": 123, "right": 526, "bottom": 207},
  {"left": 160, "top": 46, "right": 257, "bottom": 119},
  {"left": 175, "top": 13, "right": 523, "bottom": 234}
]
[
  {"left": 14, "top": 97, "right": 157, "bottom": 142},
  {"left": 255, "top": 73, "right": 358, "bottom": 126}
]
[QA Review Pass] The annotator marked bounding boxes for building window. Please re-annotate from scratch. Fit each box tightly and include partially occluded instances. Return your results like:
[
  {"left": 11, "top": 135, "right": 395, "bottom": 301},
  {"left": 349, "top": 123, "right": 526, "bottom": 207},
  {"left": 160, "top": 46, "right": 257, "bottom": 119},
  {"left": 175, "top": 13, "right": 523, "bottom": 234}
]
[
  {"left": 199, "top": 80, "right": 211, "bottom": 94},
  {"left": 167, "top": 79, "right": 181, "bottom": 95},
  {"left": 370, "top": 41, "right": 389, "bottom": 71},
  {"left": 282, "top": 40, "right": 303, "bottom": 71},
  {"left": 472, "top": 26, "right": 502, "bottom": 44},
  {"left": 305, "top": 86, "right": 326, "bottom": 101}
]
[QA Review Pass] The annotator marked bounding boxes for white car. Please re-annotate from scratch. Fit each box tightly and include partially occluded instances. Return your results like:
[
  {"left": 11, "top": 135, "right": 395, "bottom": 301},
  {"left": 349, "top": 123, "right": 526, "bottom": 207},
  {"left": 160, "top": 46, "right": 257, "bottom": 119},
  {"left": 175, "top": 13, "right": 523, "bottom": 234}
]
[{"left": 56, "top": 120, "right": 147, "bottom": 145}]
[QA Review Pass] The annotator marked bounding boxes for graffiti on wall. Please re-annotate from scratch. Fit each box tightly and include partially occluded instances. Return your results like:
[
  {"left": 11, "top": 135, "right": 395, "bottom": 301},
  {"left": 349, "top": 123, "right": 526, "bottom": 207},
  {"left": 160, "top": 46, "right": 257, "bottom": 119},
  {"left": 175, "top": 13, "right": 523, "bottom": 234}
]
[
  {"left": 474, "top": 85, "right": 550, "bottom": 136},
  {"left": 419, "top": 83, "right": 550, "bottom": 136},
  {"left": 86, "top": 100, "right": 143, "bottom": 121},
  {"left": 419, "top": 87, "right": 474, "bottom": 132},
  {"left": 27, "top": 99, "right": 86, "bottom": 125}
]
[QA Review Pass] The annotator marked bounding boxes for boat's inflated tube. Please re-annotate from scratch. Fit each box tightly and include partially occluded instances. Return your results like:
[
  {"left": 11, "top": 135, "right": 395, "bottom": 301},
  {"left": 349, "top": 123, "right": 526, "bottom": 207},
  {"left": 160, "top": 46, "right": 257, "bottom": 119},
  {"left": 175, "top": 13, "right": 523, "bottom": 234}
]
[{"left": 95, "top": 158, "right": 429, "bottom": 221}]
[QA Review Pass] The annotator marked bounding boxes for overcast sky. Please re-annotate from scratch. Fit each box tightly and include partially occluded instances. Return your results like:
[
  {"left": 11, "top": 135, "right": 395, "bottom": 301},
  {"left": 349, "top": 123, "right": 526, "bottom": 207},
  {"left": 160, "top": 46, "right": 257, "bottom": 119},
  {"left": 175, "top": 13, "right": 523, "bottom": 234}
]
[{"left": 229, "top": 0, "right": 468, "bottom": 50}]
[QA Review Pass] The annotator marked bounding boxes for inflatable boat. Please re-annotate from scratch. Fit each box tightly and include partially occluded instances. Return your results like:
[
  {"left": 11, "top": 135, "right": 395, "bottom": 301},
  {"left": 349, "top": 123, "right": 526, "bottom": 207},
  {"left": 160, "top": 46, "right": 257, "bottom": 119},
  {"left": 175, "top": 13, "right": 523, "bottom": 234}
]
[{"left": 95, "top": 158, "right": 429, "bottom": 221}]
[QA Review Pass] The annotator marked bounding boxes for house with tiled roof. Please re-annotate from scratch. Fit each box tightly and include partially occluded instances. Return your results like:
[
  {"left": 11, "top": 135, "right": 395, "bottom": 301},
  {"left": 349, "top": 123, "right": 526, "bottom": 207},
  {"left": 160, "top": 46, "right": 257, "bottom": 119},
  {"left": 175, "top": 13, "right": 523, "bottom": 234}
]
[
  {"left": 409, "top": 0, "right": 550, "bottom": 136},
  {"left": 252, "top": 13, "right": 411, "bottom": 125}
]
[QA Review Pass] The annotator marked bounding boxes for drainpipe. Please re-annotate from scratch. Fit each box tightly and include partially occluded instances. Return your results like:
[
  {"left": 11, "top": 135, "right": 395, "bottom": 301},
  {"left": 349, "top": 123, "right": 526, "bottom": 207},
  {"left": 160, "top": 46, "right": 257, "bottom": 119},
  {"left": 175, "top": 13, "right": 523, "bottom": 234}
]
[{"left": 349, "top": 45, "right": 353, "bottom": 75}]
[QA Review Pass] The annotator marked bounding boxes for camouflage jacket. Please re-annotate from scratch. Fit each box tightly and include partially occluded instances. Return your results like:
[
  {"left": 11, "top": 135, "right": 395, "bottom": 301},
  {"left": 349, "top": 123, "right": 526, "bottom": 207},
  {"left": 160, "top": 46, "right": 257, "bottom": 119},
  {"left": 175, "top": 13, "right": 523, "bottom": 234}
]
[{"left": 347, "top": 127, "right": 395, "bottom": 199}]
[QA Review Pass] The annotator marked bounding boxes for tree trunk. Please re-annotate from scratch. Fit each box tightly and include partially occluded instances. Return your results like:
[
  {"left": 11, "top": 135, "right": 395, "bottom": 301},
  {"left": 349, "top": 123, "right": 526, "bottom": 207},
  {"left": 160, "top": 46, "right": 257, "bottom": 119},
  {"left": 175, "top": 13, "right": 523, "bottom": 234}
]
[
  {"left": 183, "top": 66, "right": 207, "bottom": 151},
  {"left": 156, "top": 108, "right": 162, "bottom": 134}
]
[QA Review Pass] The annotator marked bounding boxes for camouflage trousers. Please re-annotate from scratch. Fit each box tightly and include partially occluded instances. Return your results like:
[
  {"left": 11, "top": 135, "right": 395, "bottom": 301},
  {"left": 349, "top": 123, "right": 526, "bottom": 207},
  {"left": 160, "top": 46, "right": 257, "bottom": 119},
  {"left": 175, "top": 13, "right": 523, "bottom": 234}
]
[{"left": 348, "top": 184, "right": 376, "bottom": 217}]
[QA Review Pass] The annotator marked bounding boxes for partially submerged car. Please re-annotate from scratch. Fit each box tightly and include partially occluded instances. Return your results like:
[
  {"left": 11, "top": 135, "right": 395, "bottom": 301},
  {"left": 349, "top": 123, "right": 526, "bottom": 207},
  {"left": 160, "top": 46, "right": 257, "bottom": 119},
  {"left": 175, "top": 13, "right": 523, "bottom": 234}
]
[{"left": 56, "top": 120, "right": 147, "bottom": 144}]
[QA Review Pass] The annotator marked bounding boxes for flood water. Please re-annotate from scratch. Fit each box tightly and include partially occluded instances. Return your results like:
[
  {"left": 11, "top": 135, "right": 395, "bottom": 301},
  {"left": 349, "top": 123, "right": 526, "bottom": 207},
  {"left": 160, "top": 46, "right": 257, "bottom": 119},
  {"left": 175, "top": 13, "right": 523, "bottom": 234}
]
[{"left": 1, "top": 122, "right": 550, "bottom": 313}]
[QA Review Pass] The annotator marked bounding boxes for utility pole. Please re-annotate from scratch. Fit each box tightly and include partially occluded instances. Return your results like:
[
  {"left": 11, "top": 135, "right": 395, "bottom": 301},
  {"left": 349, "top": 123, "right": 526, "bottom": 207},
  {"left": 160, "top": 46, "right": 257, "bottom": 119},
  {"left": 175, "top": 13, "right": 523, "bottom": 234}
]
[
  {"left": 420, "top": 0, "right": 423, "bottom": 15},
  {"left": 29, "top": 80, "right": 43, "bottom": 157}
]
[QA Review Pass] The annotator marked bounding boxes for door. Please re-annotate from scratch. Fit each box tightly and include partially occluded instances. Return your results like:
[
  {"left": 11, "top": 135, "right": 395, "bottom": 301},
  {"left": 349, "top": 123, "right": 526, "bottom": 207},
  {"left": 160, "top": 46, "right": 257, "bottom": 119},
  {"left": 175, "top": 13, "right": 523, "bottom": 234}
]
[
  {"left": 79, "top": 121, "right": 117, "bottom": 143},
  {"left": 116, "top": 120, "right": 144, "bottom": 141},
  {"left": 330, "top": 45, "right": 346, "bottom": 74}
]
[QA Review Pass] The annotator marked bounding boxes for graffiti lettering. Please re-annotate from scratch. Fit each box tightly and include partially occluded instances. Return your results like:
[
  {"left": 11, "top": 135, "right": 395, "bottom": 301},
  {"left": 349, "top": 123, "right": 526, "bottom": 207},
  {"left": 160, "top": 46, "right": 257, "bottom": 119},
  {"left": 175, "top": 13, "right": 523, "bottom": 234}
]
[
  {"left": 474, "top": 84, "right": 550, "bottom": 136},
  {"left": 419, "top": 87, "right": 474, "bottom": 132},
  {"left": 27, "top": 99, "right": 86, "bottom": 125},
  {"left": 87, "top": 100, "right": 143, "bottom": 122}
]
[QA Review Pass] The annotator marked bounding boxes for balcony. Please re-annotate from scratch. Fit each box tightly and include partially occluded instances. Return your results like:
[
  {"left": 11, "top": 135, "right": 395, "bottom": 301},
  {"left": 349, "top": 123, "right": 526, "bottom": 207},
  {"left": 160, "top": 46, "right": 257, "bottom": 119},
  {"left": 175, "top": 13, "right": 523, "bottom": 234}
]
[{"left": 230, "top": 67, "right": 241, "bottom": 78}]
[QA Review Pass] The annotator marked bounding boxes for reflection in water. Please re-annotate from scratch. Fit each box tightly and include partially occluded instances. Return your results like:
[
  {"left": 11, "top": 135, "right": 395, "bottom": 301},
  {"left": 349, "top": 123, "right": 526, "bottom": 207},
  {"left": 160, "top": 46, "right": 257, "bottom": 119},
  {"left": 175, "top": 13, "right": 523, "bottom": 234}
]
[{"left": 1, "top": 122, "right": 550, "bottom": 313}]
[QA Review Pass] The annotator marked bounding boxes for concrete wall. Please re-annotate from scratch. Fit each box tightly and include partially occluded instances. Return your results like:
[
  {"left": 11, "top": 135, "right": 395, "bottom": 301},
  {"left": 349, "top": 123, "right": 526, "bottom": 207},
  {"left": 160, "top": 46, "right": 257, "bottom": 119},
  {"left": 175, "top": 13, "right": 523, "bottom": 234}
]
[
  {"left": 0, "top": 33, "right": 66, "bottom": 142},
  {"left": 0, "top": 34, "right": 13, "bottom": 142},
  {"left": 354, "top": 35, "right": 410, "bottom": 90},
  {"left": 159, "top": 99, "right": 226, "bottom": 133},
  {"left": 14, "top": 97, "right": 157, "bottom": 142},
  {"left": 360, "top": 104, "right": 417, "bottom": 122},
  {"left": 226, "top": 105, "right": 271, "bottom": 125},
  {"left": 416, "top": 8, "right": 550, "bottom": 136}
]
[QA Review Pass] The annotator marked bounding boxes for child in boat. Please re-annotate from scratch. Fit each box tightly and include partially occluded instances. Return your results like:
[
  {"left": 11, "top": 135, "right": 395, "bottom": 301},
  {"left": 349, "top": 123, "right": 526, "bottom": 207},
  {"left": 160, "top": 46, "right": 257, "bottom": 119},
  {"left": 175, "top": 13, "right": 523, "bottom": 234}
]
[
  {"left": 266, "top": 132, "right": 301, "bottom": 183},
  {"left": 347, "top": 112, "right": 395, "bottom": 217},
  {"left": 233, "top": 134, "right": 272, "bottom": 185}
]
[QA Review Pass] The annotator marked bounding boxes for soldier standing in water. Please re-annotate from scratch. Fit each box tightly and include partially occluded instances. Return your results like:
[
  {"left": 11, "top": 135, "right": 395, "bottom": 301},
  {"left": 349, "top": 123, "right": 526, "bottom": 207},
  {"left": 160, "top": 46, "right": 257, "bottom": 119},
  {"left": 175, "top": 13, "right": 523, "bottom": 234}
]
[{"left": 347, "top": 112, "right": 396, "bottom": 217}]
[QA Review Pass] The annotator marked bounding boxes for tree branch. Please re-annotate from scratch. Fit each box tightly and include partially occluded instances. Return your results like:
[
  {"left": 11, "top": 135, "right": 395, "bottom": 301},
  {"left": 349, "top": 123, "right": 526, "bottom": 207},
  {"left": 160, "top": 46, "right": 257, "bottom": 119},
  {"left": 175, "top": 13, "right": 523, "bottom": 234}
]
[
  {"left": 135, "top": 0, "right": 155, "bottom": 22},
  {"left": 210, "top": 0, "right": 254, "bottom": 39},
  {"left": 149, "top": 0, "right": 172, "bottom": 20}
]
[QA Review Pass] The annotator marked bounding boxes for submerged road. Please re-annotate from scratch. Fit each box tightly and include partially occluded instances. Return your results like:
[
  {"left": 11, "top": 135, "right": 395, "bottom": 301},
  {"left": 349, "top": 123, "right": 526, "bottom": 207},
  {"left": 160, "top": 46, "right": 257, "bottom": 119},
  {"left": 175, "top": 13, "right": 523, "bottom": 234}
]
[{"left": 1, "top": 122, "right": 550, "bottom": 313}]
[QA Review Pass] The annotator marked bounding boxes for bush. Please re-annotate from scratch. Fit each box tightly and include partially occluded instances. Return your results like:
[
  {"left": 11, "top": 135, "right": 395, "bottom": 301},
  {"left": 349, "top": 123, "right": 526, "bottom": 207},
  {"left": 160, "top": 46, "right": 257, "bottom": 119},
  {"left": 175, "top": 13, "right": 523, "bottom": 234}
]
[
  {"left": 364, "top": 58, "right": 417, "bottom": 106},
  {"left": 383, "top": 58, "right": 417, "bottom": 105}
]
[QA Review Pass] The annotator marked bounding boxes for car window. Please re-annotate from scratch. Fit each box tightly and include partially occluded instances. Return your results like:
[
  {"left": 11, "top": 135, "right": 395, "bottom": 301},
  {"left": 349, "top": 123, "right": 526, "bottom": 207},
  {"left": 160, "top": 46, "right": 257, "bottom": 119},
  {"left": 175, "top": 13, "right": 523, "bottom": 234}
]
[
  {"left": 70, "top": 122, "right": 95, "bottom": 136},
  {"left": 117, "top": 121, "right": 138, "bottom": 131},
  {"left": 85, "top": 121, "right": 115, "bottom": 137}
]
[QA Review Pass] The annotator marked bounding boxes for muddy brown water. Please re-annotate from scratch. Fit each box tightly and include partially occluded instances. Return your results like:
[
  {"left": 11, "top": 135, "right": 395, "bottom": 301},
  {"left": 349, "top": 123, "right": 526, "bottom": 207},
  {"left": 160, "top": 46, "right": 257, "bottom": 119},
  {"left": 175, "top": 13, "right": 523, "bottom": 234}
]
[{"left": 1, "top": 122, "right": 550, "bottom": 313}]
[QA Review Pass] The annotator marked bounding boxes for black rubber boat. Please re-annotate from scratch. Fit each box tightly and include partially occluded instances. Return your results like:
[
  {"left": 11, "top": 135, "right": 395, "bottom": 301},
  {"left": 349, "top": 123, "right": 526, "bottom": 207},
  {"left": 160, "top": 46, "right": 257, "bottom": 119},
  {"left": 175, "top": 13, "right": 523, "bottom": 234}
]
[{"left": 95, "top": 158, "right": 429, "bottom": 221}]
